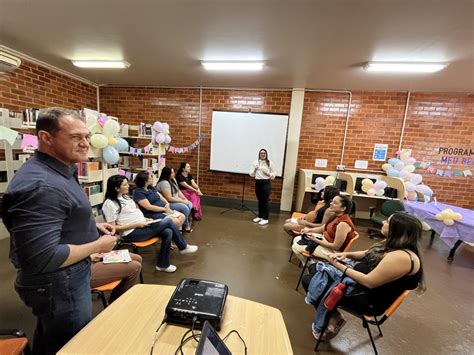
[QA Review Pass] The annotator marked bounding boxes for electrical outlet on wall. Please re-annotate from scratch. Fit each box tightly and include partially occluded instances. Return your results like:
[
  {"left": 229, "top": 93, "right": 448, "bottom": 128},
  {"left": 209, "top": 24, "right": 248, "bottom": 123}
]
[{"left": 336, "top": 164, "right": 345, "bottom": 171}]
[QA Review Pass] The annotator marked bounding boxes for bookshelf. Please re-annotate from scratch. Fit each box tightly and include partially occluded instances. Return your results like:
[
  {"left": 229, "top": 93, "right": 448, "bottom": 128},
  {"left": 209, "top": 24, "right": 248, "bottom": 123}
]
[{"left": 0, "top": 108, "right": 32, "bottom": 193}]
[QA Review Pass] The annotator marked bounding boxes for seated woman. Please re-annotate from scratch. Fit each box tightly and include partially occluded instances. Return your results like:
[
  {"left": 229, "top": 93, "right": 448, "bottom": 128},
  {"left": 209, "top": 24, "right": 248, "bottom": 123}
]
[
  {"left": 283, "top": 186, "right": 340, "bottom": 237},
  {"left": 102, "top": 175, "right": 198, "bottom": 273},
  {"left": 157, "top": 166, "right": 193, "bottom": 232},
  {"left": 303, "top": 212, "right": 425, "bottom": 341},
  {"left": 176, "top": 162, "right": 203, "bottom": 220},
  {"left": 133, "top": 171, "right": 185, "bottom": 229},
  {"left": 90, "top": 252, "right": 142, "bottom": 303},
  {"left": 291, "top": 195, "right": 355, "bottom": 264}
]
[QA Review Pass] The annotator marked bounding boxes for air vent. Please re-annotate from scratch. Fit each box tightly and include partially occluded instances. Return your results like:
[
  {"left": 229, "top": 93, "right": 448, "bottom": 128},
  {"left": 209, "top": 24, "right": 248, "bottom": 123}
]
[{"left": 0, "top": 51, "right": 22, "bottom": 72}]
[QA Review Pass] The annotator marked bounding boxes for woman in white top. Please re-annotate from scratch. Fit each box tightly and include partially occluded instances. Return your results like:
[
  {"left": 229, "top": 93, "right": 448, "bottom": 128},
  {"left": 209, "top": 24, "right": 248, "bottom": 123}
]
[
  {"left": 102, "top": 175, "right": 197, "bottom": 273},
  {"left": 249, "top": 148, "right": 275, "bottom": 225}
]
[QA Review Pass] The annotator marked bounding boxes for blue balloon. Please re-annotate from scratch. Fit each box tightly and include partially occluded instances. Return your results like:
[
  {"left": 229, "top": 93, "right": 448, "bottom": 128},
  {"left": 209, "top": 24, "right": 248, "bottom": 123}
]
[
  {"left": 114, "top": 137, "right": 129, "bottom": 152},
  {"left": 387, "top": 168, "right": 399, "bottom": 177},
  {"left": 388, "top": 158, "right": 401, "bottom": 166},
  {"left": 103, "top": 146, "right": 119, "bottom": 165}
]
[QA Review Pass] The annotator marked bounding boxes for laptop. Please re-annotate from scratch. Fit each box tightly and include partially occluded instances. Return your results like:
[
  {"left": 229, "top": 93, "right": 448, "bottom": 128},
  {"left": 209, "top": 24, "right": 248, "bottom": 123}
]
[{"left": 195, "top": 321, "right": 232, "bottom": 355}]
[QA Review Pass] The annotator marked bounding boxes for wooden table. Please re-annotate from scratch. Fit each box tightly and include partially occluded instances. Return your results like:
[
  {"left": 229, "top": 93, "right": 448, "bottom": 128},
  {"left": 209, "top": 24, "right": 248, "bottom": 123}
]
[{"left": 58, "top": 284, "right": 293, "bottom": 354}]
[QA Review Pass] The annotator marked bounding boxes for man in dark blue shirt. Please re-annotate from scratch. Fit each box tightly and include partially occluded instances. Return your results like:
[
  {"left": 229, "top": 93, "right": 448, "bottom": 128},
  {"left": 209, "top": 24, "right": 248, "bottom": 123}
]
[{"left": 3, "top": 108, "right": 117, "bottom": 354}]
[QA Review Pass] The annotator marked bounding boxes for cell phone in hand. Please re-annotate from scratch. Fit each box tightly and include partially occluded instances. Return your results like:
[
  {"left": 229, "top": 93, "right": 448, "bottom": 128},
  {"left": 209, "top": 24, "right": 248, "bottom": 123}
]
[{"left": 314, "top": 233, "right": 324, "bottom": 240}]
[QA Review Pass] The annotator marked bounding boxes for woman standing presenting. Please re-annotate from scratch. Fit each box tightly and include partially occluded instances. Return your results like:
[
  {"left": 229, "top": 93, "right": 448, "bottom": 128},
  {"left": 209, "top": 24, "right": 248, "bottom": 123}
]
[{"left": 250, "top": 148, "right": 275, "bottom": 225}]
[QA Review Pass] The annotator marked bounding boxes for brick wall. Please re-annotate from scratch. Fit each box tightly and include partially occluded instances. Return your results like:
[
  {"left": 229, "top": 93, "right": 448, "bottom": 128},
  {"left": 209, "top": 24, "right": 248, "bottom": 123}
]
[
  {"left": 99, "top": 87, "right": 292, "bottom": 203},
  {"left": 0, "top": 60, "right": 97, "bottom": 111},
  {"left": 2, "top": 61, "right": 470, "bottom": 209},
  {"left": 298, "top": 91, "right": 474, "bottom": 209}
]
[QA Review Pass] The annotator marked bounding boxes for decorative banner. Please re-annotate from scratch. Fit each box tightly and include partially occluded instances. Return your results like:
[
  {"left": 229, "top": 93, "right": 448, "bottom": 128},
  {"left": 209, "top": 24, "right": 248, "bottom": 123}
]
[{"left": 167, "top": 134, "right": 205, "bottom": 154}]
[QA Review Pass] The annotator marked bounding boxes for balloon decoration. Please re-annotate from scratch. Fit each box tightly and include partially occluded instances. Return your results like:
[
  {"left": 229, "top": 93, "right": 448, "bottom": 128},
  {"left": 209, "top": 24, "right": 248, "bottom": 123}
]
[
  {"left": 314, "top": 176, "right": 336, "bottom": 191},
  {"left": 87, "top": 114, "right": 129, "bottom": 165},
  {"left": 152, "top": 121, "right": 172, "bottom": 145},
  {"left": 361, "top": 179, "right": 387, "bottom": 196},
  {"left": 381, "top": 150, "right": 435, "bottom": 201},
  {"left": 435, "top": 209, "right": 463, "bottom": 226}
]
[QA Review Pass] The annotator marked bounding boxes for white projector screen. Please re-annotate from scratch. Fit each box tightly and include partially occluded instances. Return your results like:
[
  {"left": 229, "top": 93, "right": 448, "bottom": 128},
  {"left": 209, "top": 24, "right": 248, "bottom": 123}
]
[{"left": 210, "top": 110, "right": 289, "bottom": 176}]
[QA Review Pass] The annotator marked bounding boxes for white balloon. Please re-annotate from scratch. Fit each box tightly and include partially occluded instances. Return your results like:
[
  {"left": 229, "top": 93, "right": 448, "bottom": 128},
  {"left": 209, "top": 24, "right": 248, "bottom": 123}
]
[{"left": 102, "top": 119, "right": 120, "bottom": 138}]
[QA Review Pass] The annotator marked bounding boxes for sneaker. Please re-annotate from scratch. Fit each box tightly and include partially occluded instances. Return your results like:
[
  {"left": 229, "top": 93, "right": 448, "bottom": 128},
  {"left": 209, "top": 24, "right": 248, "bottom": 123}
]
[
  {"left": 156, "top": 265, "right": 177, "bottom": 273},
  {"left": 180, "top": 245, "right": 198, "bottom": 254},
  {"left": 258, "top": 219, "right": 269, "bottom": 225},
  {"left": 253, "top": 217, "right": 262, "bottom": 223}
]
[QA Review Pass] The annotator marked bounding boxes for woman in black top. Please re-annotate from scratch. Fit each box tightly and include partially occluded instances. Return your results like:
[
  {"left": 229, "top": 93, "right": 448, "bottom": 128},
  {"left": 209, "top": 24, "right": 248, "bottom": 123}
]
[
  {"left": 283, "top": 186, "right": 340, "bottom": 237},
  {"left": 305, "top": 212, "right": 425, "bottom": 340},
  {"left": 176, "top": 162, "right": 203, "bottom": 220}
]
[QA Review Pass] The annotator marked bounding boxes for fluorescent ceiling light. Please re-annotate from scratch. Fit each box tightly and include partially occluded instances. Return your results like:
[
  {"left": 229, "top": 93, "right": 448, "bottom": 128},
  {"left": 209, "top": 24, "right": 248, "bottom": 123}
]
[
  {"left": 72, "top": 60, "right": 130, "bottom": 68},
  {"left": 201, "top": 61, "right": 264, "bottom": 71},
  {"left": 364, "top": 62, "right": 447, "bottom": 73}
]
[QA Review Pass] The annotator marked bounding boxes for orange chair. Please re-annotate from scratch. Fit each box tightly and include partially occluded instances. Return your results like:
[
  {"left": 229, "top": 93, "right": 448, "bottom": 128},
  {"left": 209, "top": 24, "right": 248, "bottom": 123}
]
[
  {"left": 315, "top": 290, "right": 411, "bottom": 354},
  {"left": 91, "top": 279, "right": 122, "bottom": 308},
  {"left": 116, "top": 237, "right": 160, "bottom": 283},
  {"left": 0, "top": 329, "right": 31, "bottom": 355},
  {"left": 295, "top": 232, "right": 360, "bottom": 290}
]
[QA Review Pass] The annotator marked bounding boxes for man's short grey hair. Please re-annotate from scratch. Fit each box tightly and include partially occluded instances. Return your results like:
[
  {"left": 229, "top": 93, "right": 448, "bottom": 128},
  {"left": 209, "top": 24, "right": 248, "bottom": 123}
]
[{"left": 36, "top": 107, "right": 83, "bottom": 135}]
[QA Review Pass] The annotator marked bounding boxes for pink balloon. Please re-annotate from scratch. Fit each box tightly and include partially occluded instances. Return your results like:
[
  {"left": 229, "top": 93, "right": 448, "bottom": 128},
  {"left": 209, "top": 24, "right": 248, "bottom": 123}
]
[
  {"left": 164, "top": 135, "right": 171, "bottom": 144},
  {"left": 399, "top": 171, "right": 410, "bottom": 179},
  {"left": 367, "top": 188, "right": 376, "bottom": 196}
]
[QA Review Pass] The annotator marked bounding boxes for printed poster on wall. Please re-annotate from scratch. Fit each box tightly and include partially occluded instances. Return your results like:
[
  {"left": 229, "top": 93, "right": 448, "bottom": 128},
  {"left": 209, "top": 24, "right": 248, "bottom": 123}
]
[{"left": 373, "top": 144, "right": 388, "bottom": 161}]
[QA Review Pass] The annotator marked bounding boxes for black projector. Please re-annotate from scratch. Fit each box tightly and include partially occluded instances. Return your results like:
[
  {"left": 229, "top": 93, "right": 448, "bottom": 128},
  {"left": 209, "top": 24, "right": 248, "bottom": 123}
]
[{"left": 165, "top": 278, "right": 228, "bottom": 331}]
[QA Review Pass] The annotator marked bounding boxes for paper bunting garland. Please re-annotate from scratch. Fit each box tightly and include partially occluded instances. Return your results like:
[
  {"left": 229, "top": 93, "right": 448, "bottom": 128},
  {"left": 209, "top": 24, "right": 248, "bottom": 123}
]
[
  {"left": 414, "top": 156, "right": 472, "bottom": 179},
  {"left": 167, "top": 134, "right": 205, "bottom": 154}
]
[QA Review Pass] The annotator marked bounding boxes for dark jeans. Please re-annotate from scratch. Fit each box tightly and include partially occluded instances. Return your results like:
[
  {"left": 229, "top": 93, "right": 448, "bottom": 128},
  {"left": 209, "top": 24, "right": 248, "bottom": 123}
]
[
  {"left": 255, "top": 179, "right": 271, "bottom": 220},
  {"left": 124, "top": 218, "right": 187, "bottom": 268},
  {"left": 15, "top": 258, "right": 92, "bottom": 355}
]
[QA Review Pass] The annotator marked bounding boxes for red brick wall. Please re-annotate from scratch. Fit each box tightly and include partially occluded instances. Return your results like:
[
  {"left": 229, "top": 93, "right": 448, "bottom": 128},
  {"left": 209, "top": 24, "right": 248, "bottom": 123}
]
[
  {"left": 298, "top": 91, "right": 474, "bottom": 209},
  {"left": 0, "top": 60, "right": 97, "bottom": 111},
  {"left": 402, "top": 93, "right": 474, "bottom": 208},
  {"left": 99, "top": 87, "right": 292, "bottom": 203}
]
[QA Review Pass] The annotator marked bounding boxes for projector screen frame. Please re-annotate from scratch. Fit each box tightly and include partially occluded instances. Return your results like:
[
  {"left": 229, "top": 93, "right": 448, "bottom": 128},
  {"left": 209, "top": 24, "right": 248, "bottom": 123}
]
[{"left": 209, "top": 109, "right": 289, "bottom": 177}]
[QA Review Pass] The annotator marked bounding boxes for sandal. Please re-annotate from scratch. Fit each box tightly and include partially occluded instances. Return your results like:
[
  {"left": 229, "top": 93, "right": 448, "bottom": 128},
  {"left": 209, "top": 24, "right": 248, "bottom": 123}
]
[{"left": 325, "top": 318, "right": 346, "bottom": 340}]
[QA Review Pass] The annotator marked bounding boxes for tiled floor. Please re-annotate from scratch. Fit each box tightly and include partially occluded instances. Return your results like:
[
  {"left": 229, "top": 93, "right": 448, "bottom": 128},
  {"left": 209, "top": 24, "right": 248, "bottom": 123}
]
[{"left": 1, "top": 205, "right": 473, "bottom": 354}]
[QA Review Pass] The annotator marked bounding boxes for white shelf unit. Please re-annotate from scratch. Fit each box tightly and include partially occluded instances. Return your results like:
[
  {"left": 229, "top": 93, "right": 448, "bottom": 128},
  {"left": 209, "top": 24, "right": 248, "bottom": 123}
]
[{"left": 0, "top": 108, "right": 30, "bottom": 193}]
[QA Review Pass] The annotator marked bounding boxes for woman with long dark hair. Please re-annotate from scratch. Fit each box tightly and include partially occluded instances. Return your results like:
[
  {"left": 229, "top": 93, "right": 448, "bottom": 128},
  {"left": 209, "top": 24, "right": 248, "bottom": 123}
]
[
  {"left": 283, "top": 186, "right": 340, "bottom": 237},
  {"left": 292, "top": 195, "right": 356, "bottom": 263},
  {"left": 304, "top": 212, "right": 425, "bottom": 341},
  {"left": 176, "top": 162, "right": 203, "bottom": 220},
  {"left": 157, "top": 166, "right": 193, "bottom": 232},
  {"left": 249, "top": 148, "right": 275, "bottom": 225},
  {"left": 133, "top": 171, "right": 185, "bottom": 229},
  {"left": 102, "top": 175, "right": 198, "bottom": 273}
]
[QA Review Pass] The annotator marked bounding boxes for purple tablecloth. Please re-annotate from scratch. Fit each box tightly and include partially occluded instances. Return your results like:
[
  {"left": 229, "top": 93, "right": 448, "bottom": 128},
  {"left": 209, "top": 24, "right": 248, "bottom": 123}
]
[{"left": 404, "top": 201, "right": 474, "bottom": 248}]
